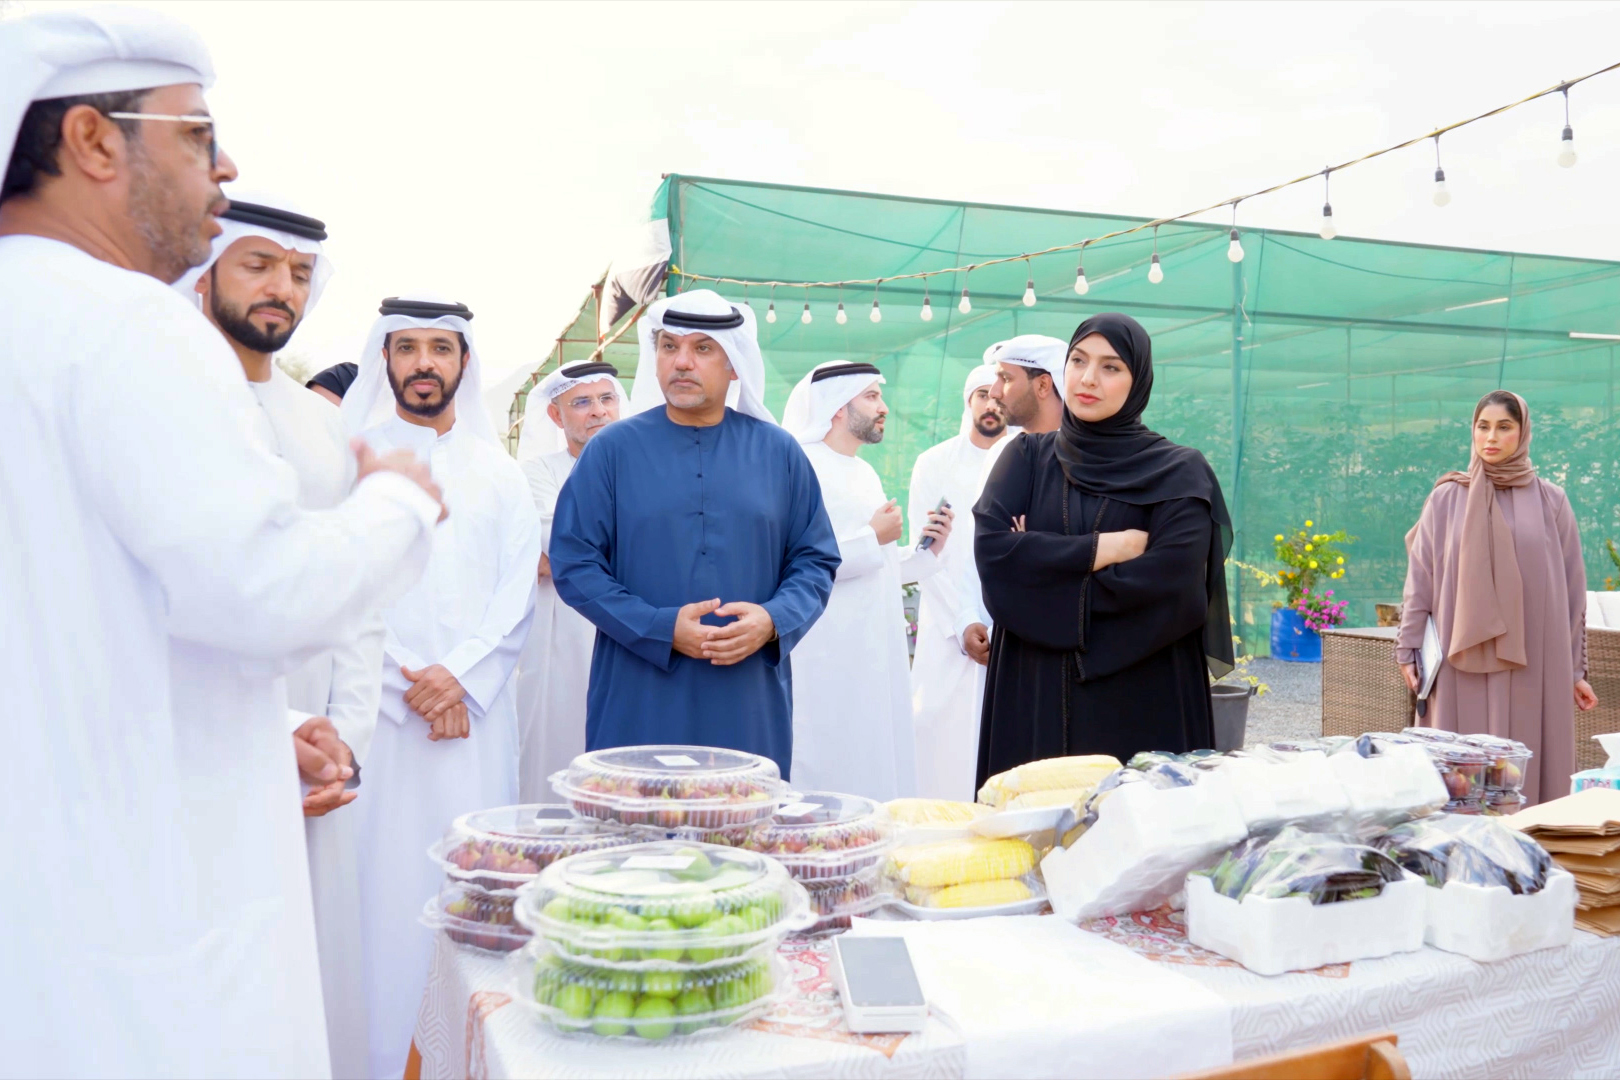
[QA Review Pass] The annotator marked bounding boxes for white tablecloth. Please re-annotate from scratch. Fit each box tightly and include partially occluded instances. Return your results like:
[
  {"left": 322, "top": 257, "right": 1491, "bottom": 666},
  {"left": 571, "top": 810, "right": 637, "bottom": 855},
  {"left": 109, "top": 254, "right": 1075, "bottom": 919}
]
[{"left": 414, "top": 910, "right": 1620, "bottom": 1080}]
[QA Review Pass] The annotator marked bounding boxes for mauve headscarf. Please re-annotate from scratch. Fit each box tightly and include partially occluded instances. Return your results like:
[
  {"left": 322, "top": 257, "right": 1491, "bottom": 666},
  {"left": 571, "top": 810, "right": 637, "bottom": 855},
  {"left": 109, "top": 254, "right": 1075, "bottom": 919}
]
[{"left": 1434, "top": 391, "right": 1537, "bottom": 673}]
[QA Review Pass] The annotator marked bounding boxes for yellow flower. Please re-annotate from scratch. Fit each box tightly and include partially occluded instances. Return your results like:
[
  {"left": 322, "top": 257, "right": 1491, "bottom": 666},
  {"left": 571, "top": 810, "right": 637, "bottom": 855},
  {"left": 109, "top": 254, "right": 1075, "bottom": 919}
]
[
  {"left": 1336, "top": 556, "right": 1344, "bottom": 565},
  {"left": 1274, "top": 534, "right": 1284, "bottom": 542},
  {"left": 1305, "top": 520, "right": 1314, "bottom": 528},
  {"left": 1304, "top": 544, "right": 1314, "bottom": 552},
  {"left": 1309, "top": 560, "right": 1319, "bottom": 569}
]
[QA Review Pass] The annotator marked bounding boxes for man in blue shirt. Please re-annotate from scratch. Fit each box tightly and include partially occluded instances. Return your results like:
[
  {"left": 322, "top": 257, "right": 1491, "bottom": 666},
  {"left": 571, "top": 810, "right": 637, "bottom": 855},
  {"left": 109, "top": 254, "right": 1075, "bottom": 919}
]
[{"left": 550, "top": 290, "right": 839, "bottom": 775}]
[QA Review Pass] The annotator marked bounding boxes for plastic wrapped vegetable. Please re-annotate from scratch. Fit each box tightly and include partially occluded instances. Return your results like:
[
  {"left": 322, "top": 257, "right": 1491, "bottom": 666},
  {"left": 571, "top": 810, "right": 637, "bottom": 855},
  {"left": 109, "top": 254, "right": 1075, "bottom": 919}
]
[
  {"left": 905, "top": 878, "right": 1035, "bottom": 909},
  {"left": 1201, "top": 826, "right": 1406, "bottom": 905},
  {"left": 884, "top": 798, "right": 990, "bottom": 827},
  {"left": 977, "top": 755, "right": 1119, "bottom": 808},
  {"left": 1069, "top": 762, "right": 1201, "bottom": 842},
  {"left": 886, "top": 837, "right": 1036, "bottom": 889},
  {"left": 1376, "top": 814, "right": 1551, "bottom": 895}
]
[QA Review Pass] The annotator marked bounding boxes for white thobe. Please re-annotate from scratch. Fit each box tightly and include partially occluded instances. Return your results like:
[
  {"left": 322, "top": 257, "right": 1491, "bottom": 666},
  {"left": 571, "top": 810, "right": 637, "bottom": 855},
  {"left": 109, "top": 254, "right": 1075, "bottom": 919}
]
[
  {"left": 790, "top": 441, "right": 937, "bottom": 801},
  {"left": 356, "top": 415, "right": 542, "bottom": 1080},
  {"left": 516, "top": 447, "right": 596, "bottom": 801},
  {"left": 246, "top": 367, "right": 381, "bottom": 1080},
  {"left": 907, "top": 432, "right": 1003, "bottom": 801},
  {"left": 0, "top": 236, "right": 438, "bottom": 1079}
]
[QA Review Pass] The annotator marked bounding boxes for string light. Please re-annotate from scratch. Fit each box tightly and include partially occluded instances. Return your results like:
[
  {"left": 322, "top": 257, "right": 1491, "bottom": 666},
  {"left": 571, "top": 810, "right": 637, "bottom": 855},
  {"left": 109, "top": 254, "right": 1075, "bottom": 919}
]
[
  {"left": 1022, "top": 260, "right": 1037, "bottom": 307},
  {"left": 959, "top": 284, "right": 972, "bottom": 314},
  {"left": 870, "top": 281, "right": 882, "bottom": 322},
  {"left": 1319, "top": 169, "right": 1337, "bottom": 240},
  {"left": 1558, "top": 83, "right": 1578, "bottom": 167},
  {"left": 920, "top": 282, "right": 933, "bottom": 321},
  {"left": 766, "top": 285, "right": 776, "bottom": 323},
  {"left": 1148, "top": 227, "right": 1165, "bottom": 284},
  {"left": 801, "top": 288, "right": 812, "bottom": 324},
  {"left": 1432, "top": 135, "right": 1451, "bottom": 207},
  {"left": 1226, "top": 202, "right": 1245, "bottom": 263},
  {"left": 836, "top": 301, "right": 847, "bottom": 325},
  {"left": 1074, "top": 244, "right": 1089, "bottom": 295}
]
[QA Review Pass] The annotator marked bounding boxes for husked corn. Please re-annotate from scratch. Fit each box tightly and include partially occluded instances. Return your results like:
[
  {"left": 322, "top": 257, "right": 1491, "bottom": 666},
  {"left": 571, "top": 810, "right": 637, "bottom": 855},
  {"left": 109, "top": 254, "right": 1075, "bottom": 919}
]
[
  {"left": 889, "top": 838, "right": 1036, "bottom": 888},
  {"left": 978, "top": 755, "right": 1121, "bottom": 808},
  {"left": 885, "top": 798, "right": 989, "bottom": 826},
  {"left": 1005, "top": 786, "right": 1096, "bottom": 811},
  {"left": 909, "top": 878, "right": 1033, "bottom": 909}
]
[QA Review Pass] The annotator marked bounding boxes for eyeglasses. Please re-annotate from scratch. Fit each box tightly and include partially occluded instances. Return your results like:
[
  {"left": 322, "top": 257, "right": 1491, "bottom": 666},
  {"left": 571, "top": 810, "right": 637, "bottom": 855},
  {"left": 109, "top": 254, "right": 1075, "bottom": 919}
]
[{"left": 104, "top": 111, "right": 219, "bottom": 168}]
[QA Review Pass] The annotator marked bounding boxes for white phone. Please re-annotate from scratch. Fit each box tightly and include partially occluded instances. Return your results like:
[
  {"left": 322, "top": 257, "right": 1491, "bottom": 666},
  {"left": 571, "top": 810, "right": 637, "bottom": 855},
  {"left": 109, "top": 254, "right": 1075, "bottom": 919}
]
[{"left": 831, "top": 935, "right": 928, "bottom": 1033}]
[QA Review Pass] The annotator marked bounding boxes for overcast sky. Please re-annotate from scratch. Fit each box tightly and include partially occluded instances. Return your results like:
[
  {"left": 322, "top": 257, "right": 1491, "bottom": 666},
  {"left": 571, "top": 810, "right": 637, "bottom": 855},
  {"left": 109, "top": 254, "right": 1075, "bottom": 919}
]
[{"left": 16, "top": 0, "right": 1620, "bottom": 387}]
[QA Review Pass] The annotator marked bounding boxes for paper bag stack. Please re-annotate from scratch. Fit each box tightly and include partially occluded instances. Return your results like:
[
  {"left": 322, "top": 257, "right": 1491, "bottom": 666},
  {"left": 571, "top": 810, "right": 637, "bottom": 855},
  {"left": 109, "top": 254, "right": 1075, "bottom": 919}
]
[{"left": 1505, "top": 788, "right": 1620, "bottom": 936}]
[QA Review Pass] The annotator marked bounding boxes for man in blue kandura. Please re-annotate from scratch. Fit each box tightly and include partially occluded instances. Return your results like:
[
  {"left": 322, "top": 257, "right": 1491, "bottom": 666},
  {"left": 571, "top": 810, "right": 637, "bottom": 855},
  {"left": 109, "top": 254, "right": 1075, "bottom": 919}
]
[{"left": 549, "top": 289, "right": 840, "bottom": 775}]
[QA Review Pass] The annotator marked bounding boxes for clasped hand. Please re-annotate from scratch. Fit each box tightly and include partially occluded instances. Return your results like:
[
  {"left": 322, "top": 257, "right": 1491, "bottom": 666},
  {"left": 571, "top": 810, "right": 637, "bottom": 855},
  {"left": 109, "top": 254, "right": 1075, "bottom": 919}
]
[
  {"left": 403, "top": 663, "right": 471, "bottom": 740},
  {"left": 673, "top": 599, "right": 776, "bottom": 666}
]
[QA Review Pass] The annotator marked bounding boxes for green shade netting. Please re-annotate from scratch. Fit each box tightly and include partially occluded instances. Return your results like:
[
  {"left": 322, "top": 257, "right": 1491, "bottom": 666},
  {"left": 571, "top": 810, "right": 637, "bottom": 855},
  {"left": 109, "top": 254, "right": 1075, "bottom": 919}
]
[{"left": 517, "top": 175, "right": 1620, "bottom": 653}]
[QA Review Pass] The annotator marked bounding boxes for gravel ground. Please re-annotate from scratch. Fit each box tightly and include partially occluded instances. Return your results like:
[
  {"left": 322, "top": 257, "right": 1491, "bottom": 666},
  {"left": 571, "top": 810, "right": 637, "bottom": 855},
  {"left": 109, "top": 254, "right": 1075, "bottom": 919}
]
[{"left": 1239, "top": 658, "right": 1323, "bottom": 747}]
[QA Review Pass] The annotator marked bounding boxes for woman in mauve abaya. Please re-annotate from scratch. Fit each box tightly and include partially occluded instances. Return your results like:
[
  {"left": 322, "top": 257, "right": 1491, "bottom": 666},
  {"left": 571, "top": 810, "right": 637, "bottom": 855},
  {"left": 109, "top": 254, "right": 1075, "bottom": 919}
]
[
  {"left": 974, "top": 313, "right": 1234, "bottom": 785},
  {"left": 1397, "top": 390, "right": 1598, "bottom": 804}
]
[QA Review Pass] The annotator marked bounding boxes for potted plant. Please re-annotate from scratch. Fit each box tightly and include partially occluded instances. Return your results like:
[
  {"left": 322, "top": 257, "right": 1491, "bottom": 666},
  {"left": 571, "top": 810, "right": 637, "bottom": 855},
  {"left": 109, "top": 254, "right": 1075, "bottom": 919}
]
[
  {"left": 1268, "top": 520, "right": 1353, "bottom": 663},
  {"left": 1210, "top": 638, "right": 1269, "bottom": 752}
]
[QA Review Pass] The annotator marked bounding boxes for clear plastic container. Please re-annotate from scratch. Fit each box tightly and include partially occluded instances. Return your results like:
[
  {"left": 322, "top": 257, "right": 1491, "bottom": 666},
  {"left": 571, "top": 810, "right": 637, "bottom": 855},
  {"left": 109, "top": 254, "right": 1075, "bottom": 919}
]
[
  {"left": 515, "top": 841, "right": 811, "bottom": 965},
  {"left": 512, "top": 939, "right": 788, "bottom": 1040},
  {"left": 743, "top": 792, "right": 896, "bottom": 880},
  {"left": 801, "top": 862, "right": 895, "bottom": 933},
  {"left": 422, "top": 882, "right": 530, "bottom": 953},
  {"left": 1402, "top": 727, "right": 1462, "bottom": 743},
  {"left": 430, "top": 804, "right": 656, "bottom": 891},
  {"left": 1483, "top": 790, "right": 1528, "bottom": 817},
  {"left": 551, "top": 746, "right": 784, "bottom": 830},
  {"left": 1458, "top": 735, "right": 1533, "bottom": 794},
  {"left": 1433, "top": 746, "right": 1488, "bottom": 808}
]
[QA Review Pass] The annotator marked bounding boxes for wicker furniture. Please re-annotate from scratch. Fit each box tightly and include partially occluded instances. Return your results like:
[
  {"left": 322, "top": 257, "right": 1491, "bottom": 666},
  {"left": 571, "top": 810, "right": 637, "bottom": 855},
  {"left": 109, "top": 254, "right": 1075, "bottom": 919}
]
[{"left": 1581, "top": 626, "right": 1620, "bottom": 773}]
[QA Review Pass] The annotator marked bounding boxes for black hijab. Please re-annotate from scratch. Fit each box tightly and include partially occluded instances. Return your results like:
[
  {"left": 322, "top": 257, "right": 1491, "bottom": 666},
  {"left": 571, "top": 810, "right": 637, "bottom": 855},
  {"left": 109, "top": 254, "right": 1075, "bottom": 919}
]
[
  {"left": 1055, "top": 313, "right": 1235, "bottom": 676},
  {"left": 307, "top": 361, "right": 360, "bottom": 399}
]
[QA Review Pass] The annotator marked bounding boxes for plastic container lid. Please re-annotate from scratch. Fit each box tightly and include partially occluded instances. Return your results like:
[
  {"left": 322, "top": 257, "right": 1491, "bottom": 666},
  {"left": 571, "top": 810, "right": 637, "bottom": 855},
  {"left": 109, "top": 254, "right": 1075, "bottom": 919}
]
[
  {"left": 743, "top": 792, "right": 896, "bottom": 880},
  {"left": 515, "top": 841, "right": 811, "bottom": 966},
  {"left": 552, "top": 746, "right": 784, "bottom": 830},
  {"left": 1458, "top": 735, "right": 1533, "bottom": 792},
  {"left": 510, "top": 939, "right": 788, "bottom": 1040},
  {"left": 430, "top": 805, "right": 656, "bottom": 891},
  {"left": 801, "top": 862, "right": 895, "bottom": 928},
  {"left": 421, "top": 882, "right": 530, "bottom": 953}
]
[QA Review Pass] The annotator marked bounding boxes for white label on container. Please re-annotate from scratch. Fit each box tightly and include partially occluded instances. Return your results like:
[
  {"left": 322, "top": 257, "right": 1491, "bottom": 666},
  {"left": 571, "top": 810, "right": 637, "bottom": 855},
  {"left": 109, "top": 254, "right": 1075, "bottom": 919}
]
[
  {"left": 622, "top": 855, "right": 697, "bottom": 871},
  {"left": 776, "top": 802, "right": 823, "bottom": 819},
  {"left": 653, "top": 754, "right": 701, "bottom": 767}
]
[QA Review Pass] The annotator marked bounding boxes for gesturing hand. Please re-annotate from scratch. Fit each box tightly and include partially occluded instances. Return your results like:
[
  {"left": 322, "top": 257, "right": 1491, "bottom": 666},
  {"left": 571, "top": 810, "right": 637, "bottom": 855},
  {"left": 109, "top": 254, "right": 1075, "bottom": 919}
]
[
  {"left": 963, "top": 622, "right": 990, "bottom": 665},
  {"left": 294, "top": 717, "right": 356, "bottom": 817},
  {"left": 353, "top": 438, "right": 448, "bottom": 522},
  {"left": 403, "top": 663, "right": 467, "bottom": 724},
  {"left": 919, "top": 504, "right": 954, "bottom": 554},
  {"left": 870, "top": 499, "right": 903, "bottom": 546},
  {"left": 702, "top": 602, "right": 777, "bottom": 666},
  {"left": 673, "top": 598, "right": 723, "bottom": 659},
  {"left": 428, "top": 701, "right": 470, "bottom": 741}
]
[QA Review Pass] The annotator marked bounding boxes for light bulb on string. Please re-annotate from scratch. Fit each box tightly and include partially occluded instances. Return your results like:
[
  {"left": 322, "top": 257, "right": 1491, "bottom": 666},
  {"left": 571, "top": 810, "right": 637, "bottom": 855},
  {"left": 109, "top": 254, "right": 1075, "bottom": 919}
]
[
  {"left": 1074, "top": 249, "right": 1089, "bottom": 296},
  {"left": 959, "top": 286, "right": 971, "bottom": 314},
  {"left": 836, "top": 301, "right": 847, "bottom": 325},
  {"left": 920, "top": 286, "right": 933, "bottom": 321},
  {"left": 1431, "top": 136, "right": 1451, "bottom": 207},
  {"left": 1319, "top": 169, "right": 1336, "bottom": 240},
  {"left": 801, "top": 294, "right": 812, "bottom": 324},
  {"left": 1022, "top": 261, "right": 1037, "bottom": 307},
  {"left": 766, "top": 285, "right": 777, "bottom": 323},
  {"left": 1558, "top": 84, "right": 1578, "bottom": 168},
  {"left": 1148, "top": 226, "right": 1164, "bottom": 284},
  {"left": 870, "top": 282, "right": 882, "bottom": 323},
  {"left": 1226, "top": 203, "right": 1244, "bottom": 263}
]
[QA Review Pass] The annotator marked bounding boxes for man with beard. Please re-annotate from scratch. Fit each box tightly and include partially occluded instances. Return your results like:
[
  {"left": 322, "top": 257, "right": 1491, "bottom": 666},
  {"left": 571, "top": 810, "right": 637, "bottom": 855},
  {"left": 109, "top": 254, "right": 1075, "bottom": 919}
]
[
  {"left": 953, "top": 335, "right": 1070, "bottom": 676},
  {"left": 342, "top": 294, "right": 541, "bottom": 1080},
  {"left": 782, "top": 361, "right": 953, "bottom": 800},
  {"left": 0, "top": 10, "right": 444, "bottom": 1077},
  {"left": 175, "top": 188, "right": 376, "bottom": 1079},
  {"left": 907, "top": 364, "right": 1010, "bottom": 800},
  {"left": 550, "top": 290, "right": 838, "bottom": 774},
  {"left": 516, "top": 360, "right": 625, "bottom": 800}
]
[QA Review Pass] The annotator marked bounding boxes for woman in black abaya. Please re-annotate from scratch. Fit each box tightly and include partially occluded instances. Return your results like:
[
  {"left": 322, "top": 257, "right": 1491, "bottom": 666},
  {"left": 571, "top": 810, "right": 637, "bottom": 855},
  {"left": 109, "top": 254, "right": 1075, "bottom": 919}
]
[{"left": 973, "top": 313, "right": 1234, "bottom": 785}]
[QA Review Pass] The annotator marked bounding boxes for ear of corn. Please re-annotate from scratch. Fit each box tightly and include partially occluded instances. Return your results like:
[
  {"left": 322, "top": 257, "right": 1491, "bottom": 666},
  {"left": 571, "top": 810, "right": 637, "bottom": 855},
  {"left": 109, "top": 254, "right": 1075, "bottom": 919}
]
[
  {"left": 888, "top": 838, "right": 1036, "bottom": 888},
  {"left": 908, "top": 878, "right": 1034, "bottom": 909},
  {"left": 885, "top": 798, "right": 990, "bottom": 826},
  {"left": 1005, "top": 786, "right": 1097, "bottom": 811},
  {"left": 978, "top": 755, "right": 1121, "bottom": 808}
]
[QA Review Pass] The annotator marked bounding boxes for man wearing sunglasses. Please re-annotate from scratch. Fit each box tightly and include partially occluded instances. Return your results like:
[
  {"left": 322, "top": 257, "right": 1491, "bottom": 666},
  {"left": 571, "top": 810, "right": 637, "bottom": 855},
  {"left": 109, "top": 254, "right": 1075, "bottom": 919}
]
[{"left": 0, "top": 9, "right": 447, "bottom": 1078}]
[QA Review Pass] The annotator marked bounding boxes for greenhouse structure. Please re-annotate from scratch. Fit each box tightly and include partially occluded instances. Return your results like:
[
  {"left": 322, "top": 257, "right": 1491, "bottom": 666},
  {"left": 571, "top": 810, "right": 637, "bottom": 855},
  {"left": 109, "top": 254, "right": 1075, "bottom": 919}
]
[{"left": 508, "top": 174, "right": 1620, "bottom": 652}]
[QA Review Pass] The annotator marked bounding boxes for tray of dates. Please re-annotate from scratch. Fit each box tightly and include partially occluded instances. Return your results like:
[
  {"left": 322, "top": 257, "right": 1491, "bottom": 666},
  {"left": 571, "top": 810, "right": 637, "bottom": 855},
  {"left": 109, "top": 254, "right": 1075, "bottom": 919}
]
[
  {"left": 1433, "top": 745, "right": 1488, "bottom": 812},
  {"left": 430, "top": 804, "right": 656, "bottom": 891},
  {"left": 515, "top": 841, "right": 811, "bottom": 967},
  {"left": 551, "top": 746, "right": 784, "bottom": 830},
  {"left": 421, "top": 880, "right": 529, "bottom": 953},
  {"left": 1458, "top": 734, "right": 1532, "bottom": 794},
  {"left": 742, "top": 791, "right": 896, "bottom": 880},
  {"left": 800, "top": 862, "right": 893, "bottom": 932}
]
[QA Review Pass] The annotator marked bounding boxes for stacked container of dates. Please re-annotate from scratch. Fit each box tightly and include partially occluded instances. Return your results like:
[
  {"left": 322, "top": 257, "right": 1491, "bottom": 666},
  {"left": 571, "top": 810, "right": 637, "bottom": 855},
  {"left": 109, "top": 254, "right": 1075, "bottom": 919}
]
[
  {"left": 740, "top": 792, "right": 898, "bottom": 931},
  {"left": 1400, "top": 728, "right": 1532, "bottom": 816},
  {"left": 510, "top": 841, "right": 812, "bottom": 1040},
  {"left": 423, "top": 805, "right": 656, "bottom": 953}
]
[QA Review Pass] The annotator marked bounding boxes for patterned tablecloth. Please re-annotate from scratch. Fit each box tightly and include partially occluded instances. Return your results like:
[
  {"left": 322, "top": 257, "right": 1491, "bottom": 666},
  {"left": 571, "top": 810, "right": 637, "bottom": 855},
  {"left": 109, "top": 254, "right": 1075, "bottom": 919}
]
[{"left": 414, "top": 910, "right": 1620, "bottom": 1080}]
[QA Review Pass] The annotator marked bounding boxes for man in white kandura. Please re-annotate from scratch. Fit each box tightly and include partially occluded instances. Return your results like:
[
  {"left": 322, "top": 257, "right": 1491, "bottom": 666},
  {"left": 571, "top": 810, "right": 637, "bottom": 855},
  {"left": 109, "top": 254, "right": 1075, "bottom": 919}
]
[
  {"left": 0, "top": 10, "right": 444, "bottom": 1078},
  {"left": 954, "top": 335, "right": 1069, "bottom": 673},
  {"left": 908, "top": 364, "right": 1009, "bottom": 800},
  {"left": 175, "top": 188, "right": 376, "bottom": 1079},
  {"left": 343, "top": 295, "right": 543, "bottom": 1080},
  {"left": 783, "top": 360, "right": 954, "bottom": 800},
  {"left": 515, "top": 360, "right": 625, "bottom": 800}
]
